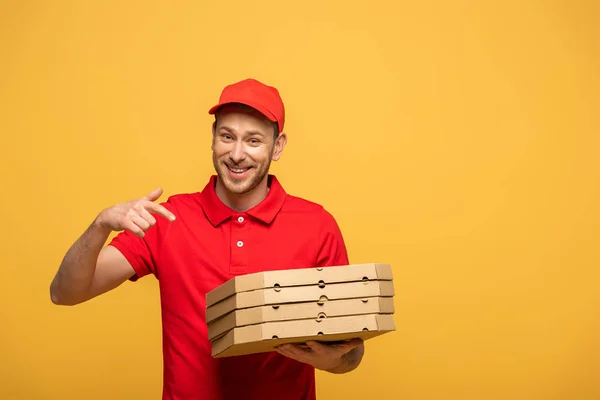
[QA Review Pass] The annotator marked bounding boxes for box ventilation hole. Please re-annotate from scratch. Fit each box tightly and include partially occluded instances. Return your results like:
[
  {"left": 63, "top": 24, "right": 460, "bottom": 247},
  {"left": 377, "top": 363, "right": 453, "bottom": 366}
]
[
  {"left": 362, "top": 276, "right": 369, "bottom": 283},
  {"left": 273, "top": 283, "right": 281, "bottom": 292},
  {"left": 318, "top": 280, "right": 326, "bottom": 288},
  {"left": 317, "top": 295, "right": 329, "bottom": 305},
  {"left": 272, "top": 305, "right": 280, "bottom": 309}
]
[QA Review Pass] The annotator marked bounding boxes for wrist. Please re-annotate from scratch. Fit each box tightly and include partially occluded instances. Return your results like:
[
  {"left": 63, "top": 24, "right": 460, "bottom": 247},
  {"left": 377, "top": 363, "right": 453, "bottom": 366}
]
[{"left": 93, "top": 211, "right": 112, "bottom": 233}]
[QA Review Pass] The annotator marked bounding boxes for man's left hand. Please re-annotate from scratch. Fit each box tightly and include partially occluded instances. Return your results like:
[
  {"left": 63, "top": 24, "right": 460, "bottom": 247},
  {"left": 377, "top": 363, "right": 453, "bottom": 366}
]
[{"left": 275, "top": 338, "right": 364, "bottom": 373}]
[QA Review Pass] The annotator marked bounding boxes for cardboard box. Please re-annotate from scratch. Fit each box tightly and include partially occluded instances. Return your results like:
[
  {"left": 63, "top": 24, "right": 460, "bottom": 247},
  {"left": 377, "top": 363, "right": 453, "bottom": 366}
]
[
  {"left": 211, "top": 313, "right": 395, "bottom": 358},
  {"left": 208, "top": 296, "right": 395, "bottom": 341},
  {"left": 206, "top": 280, "right": 395, "bottom": 323},
  {"left": 206, "top": 263, "right": 393, "bottom": 307}
]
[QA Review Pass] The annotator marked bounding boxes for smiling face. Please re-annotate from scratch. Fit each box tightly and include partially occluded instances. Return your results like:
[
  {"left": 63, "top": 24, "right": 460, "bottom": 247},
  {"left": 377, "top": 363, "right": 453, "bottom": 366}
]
[{"left": 211, "top": 103, "right": 287, "bottom": 198}]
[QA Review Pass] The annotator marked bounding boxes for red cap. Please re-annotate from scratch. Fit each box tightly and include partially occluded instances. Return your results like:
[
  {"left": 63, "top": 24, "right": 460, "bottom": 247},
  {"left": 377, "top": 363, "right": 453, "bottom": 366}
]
[{"left": 208, "top": 78, "right": 285, "bottom": 133}]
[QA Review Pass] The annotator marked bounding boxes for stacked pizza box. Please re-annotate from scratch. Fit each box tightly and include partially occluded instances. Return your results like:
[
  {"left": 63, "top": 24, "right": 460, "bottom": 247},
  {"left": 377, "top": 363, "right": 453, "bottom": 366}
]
[{"left": 205, "top": 263, "right": 396, "bottom": 358}]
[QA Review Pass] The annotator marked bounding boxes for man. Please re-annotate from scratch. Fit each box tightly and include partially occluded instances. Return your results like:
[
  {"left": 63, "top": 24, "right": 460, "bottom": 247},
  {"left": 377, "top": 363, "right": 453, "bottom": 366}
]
[{"left": 50, "top": 78, "right": 365, "bottom": 399}]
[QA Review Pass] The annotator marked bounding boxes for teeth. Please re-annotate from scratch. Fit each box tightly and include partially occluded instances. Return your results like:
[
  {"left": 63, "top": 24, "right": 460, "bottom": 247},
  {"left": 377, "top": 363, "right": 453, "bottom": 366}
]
[{"left": 228, "top": 166, "right": 248, "bottom": 173}]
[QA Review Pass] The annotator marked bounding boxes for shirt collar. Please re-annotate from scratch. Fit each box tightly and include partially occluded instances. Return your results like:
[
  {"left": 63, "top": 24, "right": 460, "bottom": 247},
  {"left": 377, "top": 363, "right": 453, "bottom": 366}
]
[{"left": 199, "top": 174, "right": 287, "bottom": 226}]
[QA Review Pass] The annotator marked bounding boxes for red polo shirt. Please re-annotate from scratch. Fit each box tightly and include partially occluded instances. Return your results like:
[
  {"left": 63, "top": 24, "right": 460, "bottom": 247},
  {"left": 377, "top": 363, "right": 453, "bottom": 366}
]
[{"left": 109, "top": 175, "right": 349, "bottom": 400}]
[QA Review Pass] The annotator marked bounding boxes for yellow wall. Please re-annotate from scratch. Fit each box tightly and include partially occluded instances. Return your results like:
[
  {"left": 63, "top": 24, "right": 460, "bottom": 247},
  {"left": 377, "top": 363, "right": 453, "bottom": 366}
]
[{"left": 1, "top": 1, "right": 599, "bottom": 399}]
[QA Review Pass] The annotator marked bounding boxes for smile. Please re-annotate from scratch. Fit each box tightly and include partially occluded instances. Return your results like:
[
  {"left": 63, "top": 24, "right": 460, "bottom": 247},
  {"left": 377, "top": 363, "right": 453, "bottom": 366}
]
[
  {"left": 225, "top": 164, "right": 253, "bottom": 178},
  {"left": 227, "top": 165, "right": 250, "bottom": 173}
]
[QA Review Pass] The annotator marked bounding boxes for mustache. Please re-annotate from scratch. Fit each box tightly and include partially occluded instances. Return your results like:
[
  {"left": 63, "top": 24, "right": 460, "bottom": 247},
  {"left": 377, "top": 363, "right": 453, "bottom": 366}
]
[{"left": 224, "top": 161, "right": 253, "bottom": 169}]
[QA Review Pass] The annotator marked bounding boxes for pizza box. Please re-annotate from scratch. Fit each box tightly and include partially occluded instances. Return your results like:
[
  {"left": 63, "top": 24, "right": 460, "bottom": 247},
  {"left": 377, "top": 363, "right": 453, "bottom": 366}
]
[
  {"left": 206, "top": 263, "right": 393, "bottom": 307},
  {"left": 211, "top": 313, "right": 395, "bottom": 358},
  {"left": 211, "top": 313, "right": 396, "bottom": 358},
  {"left": 206, "top": 280, "right": 394, "bottom": 323},
  {"left": 208, "top": 296, "right": 395, "bottom": 341}
]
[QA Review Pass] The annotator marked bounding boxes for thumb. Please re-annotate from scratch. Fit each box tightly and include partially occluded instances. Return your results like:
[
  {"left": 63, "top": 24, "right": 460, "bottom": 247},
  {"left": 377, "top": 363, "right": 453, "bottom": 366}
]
[{"left": 144, "top": 187, "right": 163, "bottom": 202}]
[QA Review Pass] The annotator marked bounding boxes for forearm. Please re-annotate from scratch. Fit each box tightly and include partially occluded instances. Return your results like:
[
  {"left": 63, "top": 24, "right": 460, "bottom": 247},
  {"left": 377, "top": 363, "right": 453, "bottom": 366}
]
[
  {"left": 50, "top": 216, "right": 111, "bottom": 305},
  {"left": 325, "top": 343, "right": 365, "bottom": 374}
]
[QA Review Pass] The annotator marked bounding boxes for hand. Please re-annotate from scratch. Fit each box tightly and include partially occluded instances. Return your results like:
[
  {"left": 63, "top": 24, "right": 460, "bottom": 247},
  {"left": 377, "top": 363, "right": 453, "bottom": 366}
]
[
  {"left": 275, "top": 338, "right": 364, "bottom": 372},
  {"left": 95, "top": 188, "right": 176, "bottom": 238}
]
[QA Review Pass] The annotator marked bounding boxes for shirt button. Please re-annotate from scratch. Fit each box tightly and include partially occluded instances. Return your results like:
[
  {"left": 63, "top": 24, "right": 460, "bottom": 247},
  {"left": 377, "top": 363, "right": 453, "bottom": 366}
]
[
  {"left": 238, "top": 216, "right": 245, "bottom": 223},
  {"left": 237, "top": 241, "right": 244, "bottom": 247}
]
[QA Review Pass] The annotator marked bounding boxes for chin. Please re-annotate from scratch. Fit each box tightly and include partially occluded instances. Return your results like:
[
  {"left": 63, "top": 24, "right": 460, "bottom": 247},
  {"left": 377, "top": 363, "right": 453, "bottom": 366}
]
[
  {"left": 219, "top": 170, "right": 255, "bottom": 194},
  {"left": 223, "top": 180, "right": 252, "bottom": 194}
]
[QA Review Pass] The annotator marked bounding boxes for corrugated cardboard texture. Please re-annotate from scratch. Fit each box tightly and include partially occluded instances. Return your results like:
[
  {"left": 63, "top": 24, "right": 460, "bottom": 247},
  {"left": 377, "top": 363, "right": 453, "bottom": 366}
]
[
  {"left": 206, "top": 280, "right": 395, "bottom": 323},
  {"left": 208, "top": 296, "right": 395, "bottom": 341},
  {"left": 211, "top": 314, "right": 395, "bottom": 358},
  {"left": 206, "top": 263, "right": 393, "bottom": 306}
]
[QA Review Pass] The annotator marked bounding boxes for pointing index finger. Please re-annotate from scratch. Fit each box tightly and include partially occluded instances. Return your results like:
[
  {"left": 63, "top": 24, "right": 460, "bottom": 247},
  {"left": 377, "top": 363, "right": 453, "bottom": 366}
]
[{"left": 143, "top": 200, "right": 176, "bottom": 221}]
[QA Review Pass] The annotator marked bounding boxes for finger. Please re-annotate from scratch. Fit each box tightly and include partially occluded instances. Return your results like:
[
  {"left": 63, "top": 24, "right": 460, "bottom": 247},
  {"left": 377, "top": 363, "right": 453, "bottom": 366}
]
[
  {"left": 305, "top": 341, "right": 328, "bottom": 355},
  {"left": 307, "top": 338, "right": 363, "bottom": 349},
  {"left": 307, "top": 338, "right": 363, "bottom": 355},
  {"left": 143, "top": 188, "right": 163, "bottom": 202},
  {"left": 276, "top": 344, "right": 296, "bottom": 356},
  {"left": 130, "top": 213, "right": 151, "bottom": 232},
  {"left": 339, "top": 338, "right": 364, "bottom": 351},
  {"left": 331, "top": 338, "right": 364, "bottom": 354},
  {"left": 275, "top": 346, "right": 292, "bottom": 358},
  {"left": 143, "top": 201, "right": 176, "bottom": 222},
  {"left": 275, "top": 347, "right": 287, "bottom": 357},
  {"left": 123, "top": 219, "right": 145, "bottom": 238},
  {"left": 138, "top": 206, "right": 157, "bottom": 227},
  {"left": 281, "top": 344, "right": 312, "bottom": 359}
]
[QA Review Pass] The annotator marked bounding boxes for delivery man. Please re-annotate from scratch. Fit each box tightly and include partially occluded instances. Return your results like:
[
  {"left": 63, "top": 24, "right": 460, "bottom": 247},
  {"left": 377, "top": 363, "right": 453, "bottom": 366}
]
[{"left": 50, "top": 78, "right": 365, "bottom": 399}]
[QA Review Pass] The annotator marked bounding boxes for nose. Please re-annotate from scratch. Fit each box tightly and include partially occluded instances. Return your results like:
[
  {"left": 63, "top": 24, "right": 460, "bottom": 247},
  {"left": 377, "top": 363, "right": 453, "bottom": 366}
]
[{"left": 229, "top": 141, "right": 246, "bottom": 164}]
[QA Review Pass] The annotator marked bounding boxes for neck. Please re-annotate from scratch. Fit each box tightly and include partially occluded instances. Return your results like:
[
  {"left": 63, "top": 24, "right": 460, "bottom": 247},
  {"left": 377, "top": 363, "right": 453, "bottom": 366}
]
[{"left": 215, "top": 175, "right": 270, "bottom": 212}]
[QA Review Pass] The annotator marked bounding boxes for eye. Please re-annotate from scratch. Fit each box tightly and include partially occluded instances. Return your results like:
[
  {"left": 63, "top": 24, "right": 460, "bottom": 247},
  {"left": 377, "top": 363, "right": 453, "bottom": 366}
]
[{"left": 249, "top": 138, "right": 261, "bottom": 145}]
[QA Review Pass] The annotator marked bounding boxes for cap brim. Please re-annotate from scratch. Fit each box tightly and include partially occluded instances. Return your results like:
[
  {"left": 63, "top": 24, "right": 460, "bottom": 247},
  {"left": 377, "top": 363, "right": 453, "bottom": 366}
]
[{"left": 208, "top": 101, "right": 278, "bottom": 125}]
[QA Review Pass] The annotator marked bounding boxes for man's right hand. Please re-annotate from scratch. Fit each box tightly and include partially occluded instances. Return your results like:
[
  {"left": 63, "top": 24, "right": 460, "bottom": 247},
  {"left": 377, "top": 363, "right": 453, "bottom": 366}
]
[{"left": 96, "top": 188, "right": 176, "bottom": 238}]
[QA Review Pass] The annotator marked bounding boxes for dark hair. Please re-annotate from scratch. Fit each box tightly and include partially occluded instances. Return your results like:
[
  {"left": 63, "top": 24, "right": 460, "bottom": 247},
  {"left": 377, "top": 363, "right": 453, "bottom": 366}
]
[{"left": 213, "top": 105, "right": 279, "bottom": 140}]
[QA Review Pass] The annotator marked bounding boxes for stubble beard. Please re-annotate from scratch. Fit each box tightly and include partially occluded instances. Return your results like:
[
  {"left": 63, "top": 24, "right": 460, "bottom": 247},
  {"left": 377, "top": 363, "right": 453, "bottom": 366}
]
[{"left": 213, "top": 153, "right": 272, "bottom": 195}]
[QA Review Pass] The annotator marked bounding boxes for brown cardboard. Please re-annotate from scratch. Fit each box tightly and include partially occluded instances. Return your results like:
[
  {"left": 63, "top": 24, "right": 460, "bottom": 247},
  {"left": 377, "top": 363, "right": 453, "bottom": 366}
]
[
  {"left": 211, "top": 313, "right": 395, "bottom": 358},
  {"left": 208, "top": 296, "right": 395, "bottom": 341},
  {"left": 206, "top": 263, "right": 393, "bottom": 306},
  {"left": 206, "top": 280, "right": 394, "bottom": 323}
]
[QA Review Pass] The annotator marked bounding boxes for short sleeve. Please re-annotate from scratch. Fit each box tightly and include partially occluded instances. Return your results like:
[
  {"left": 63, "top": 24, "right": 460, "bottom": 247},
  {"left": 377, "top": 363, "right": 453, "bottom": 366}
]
[
  {"left": 315, "top": 207, "right": 350, "bottom": 267},
  {"left": 108, "top": 201, "right": 174, "bottom": 281}
]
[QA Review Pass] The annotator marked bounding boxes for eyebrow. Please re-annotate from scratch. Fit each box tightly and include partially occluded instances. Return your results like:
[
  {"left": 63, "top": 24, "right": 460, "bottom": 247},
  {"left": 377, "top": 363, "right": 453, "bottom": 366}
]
[{"left": 218, "top": 126, "right": 266, "bottom": 137}]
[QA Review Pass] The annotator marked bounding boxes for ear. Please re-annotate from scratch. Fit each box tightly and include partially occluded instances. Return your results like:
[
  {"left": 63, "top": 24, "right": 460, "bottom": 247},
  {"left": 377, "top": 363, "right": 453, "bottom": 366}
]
[{"left": 272, "top": 132, "right": 287, "bottom": 161}]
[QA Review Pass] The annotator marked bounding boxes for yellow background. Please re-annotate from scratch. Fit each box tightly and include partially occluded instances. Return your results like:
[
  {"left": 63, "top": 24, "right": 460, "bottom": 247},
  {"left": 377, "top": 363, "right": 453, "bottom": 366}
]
[{"left": 1, "top": 1, "right": 599, "bottom": 399}]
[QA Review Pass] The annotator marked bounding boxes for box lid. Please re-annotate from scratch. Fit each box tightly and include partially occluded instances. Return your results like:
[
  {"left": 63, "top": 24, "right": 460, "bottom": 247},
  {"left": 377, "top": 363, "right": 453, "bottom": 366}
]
[
  {"left": 211, "top": 313, "right": 396, "bottom": 358},
  {"left": 208, "top": 296, "right": 395, "bottom": 341},
  {"left": 206, "top": 263, "right": 393, "bottom": 306},
  {"left": 206, "top": 280, "right": 394, "bottom": 323}
]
